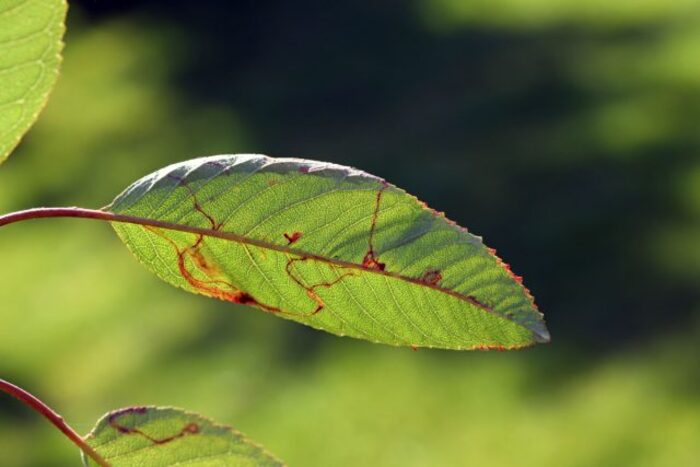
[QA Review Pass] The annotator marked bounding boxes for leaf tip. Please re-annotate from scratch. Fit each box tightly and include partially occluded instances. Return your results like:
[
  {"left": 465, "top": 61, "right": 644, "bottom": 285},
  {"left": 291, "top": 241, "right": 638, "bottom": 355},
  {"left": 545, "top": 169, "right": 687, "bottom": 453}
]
[{"left": 532, "top": 323, "right": 551, "bottom": 344}]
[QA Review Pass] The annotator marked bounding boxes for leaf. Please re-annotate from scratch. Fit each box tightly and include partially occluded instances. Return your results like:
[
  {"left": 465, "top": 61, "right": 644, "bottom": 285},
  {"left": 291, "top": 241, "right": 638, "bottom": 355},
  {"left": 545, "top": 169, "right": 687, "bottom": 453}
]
[
  {"left": 108, "top": 154, "right": 549, "bottom": 350},
  {"left": 82, "top": 406, "right": 284, "bottom": 466},
  {"left": 0, "top": 0, "right": 66, "bottom": 164}
]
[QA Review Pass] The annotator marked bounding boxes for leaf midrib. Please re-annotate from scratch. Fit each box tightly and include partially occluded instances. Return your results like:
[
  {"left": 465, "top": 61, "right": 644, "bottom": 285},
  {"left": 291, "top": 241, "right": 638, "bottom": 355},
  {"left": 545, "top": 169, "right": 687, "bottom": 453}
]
[
  {"left": 0, "top": 207, "right": 535, "bottom": 336},
  {"left": 106, "top": 210, "right": 525, "bottom": 324}
]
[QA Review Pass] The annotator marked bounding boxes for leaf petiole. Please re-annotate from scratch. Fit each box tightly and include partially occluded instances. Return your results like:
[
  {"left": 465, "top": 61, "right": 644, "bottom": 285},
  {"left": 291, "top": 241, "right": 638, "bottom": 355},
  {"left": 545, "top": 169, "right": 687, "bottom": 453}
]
[{"left": 0, "top": 378, "right": 110, "bottom": 467}]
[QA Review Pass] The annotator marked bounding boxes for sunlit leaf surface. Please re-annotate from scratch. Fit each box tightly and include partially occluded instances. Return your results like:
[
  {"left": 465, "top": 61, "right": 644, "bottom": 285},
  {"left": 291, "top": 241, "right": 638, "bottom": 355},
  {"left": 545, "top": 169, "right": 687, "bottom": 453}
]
[
  {"left": 83, "top": 406, "right": 284, "bottom": 466},
  {"left": 108, "top": 154, "right": 549, "bottom": 350},
  {"left": 0, "top": 0, "right": 66, "bottom": 164}
]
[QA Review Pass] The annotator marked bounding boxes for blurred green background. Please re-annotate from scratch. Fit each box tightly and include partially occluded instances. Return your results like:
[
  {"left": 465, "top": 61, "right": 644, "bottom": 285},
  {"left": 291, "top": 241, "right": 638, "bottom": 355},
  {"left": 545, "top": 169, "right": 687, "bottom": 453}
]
[{"left": 1, "top": 1, "right": 699, "bottom": 465}]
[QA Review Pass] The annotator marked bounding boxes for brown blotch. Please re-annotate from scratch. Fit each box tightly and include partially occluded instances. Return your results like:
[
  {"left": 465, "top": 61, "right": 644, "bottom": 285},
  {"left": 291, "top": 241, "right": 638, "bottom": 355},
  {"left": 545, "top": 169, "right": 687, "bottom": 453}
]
[
  {"left": 361, "top": 252, "right": 385, "bottom": 271},
  {"left": 284, "top": 231, "right": 303, "bottom": 244},
  {"left": 419, "top": 269, "right": 442, "bottom": 285}
]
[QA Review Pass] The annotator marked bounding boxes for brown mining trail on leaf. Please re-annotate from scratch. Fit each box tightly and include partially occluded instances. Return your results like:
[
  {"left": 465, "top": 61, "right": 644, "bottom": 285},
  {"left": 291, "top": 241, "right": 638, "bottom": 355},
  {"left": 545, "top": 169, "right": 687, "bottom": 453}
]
[
  {"left": 150, "top": 176, "right": 285, "bottom": 312},
  {"left": 285, "top": 256, "right": 357, "bottom": 316},
  {"left": 144, "top": 225, "right": 283, "bottom": 314},
  {"left": 361, "top": 183, "right": 388, "bottom": 271},
  {"left": 167, "top": 174, "right": 221, "bottom": 230},
  {"left": 108, "top": 407, "right": 200, "bottom": 445}
]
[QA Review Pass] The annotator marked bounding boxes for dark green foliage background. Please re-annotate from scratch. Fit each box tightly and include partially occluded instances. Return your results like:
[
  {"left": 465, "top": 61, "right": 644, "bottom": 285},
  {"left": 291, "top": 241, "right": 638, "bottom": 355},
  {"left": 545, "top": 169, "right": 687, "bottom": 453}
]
[{"left": 0, "top": 1, "right": 698, "bottom": 465}]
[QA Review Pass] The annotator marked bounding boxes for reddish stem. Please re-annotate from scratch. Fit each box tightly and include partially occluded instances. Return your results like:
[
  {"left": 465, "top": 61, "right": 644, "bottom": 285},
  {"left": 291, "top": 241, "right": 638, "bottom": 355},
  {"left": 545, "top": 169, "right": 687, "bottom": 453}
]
[
  {"left": 0, "top": 207, "right": 117, "bottom": 227},
  {"left": 0, "top": 378, "right": 109, "bottom": 466}
]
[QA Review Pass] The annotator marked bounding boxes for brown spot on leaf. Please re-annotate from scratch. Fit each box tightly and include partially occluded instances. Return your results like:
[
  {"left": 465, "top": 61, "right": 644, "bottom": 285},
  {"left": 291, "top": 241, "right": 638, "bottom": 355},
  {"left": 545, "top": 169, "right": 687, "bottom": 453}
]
[
  {"left": 361, "top": 252, "right": 386, "bottom": 271},
  {"left": 284, "top": 231, "right": 302, "bottom": 244},
  {"left": 419, "top": 269, "right": 442, "bottom": 285}
]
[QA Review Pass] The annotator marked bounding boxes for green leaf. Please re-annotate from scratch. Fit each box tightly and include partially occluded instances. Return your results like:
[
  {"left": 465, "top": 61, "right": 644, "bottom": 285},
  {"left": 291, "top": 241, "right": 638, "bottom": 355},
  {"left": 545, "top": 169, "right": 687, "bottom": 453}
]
[
  {"left": 82, "top": 406, "right": 284, "bottom": 466},
  {"left": 108, "top": 154, "right": 549, "bottom": 350},
  {"left": 0, "top": 0, "right": 66, "bottom": 164}
]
